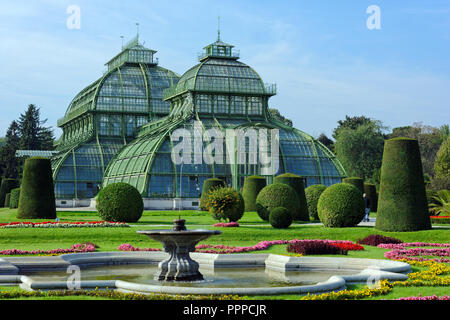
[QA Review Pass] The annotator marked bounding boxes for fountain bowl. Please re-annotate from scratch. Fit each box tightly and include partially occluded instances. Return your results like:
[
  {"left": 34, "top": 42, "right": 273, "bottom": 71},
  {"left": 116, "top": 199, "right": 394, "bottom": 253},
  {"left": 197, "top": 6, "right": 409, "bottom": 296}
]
[{"left": 137, "top": 220, "right": 221, "bottom": 281}]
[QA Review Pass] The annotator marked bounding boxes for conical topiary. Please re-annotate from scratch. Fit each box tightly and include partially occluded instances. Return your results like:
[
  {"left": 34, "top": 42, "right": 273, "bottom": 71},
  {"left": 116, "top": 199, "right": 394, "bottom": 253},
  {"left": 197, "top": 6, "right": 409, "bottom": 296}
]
[
  {"left": 242, "top": 175, "right": 267, "bottom": 212},
  {"left": 9, "top": 188, "right": 20, "bottom": 209},
  {"left": 200, "top": 178, "right": 225, "bottom": 211},
  {"left": 0, "top": 178, "right": 18, "bottom": 208},
  {"left": 274, "top": 173, "right": 309, "bottom": 221},
  {"left": 364, "top": 183, "right": 378, "bottom": 212},
  {"left": 342, "top": 177, "right": 364, "bottom": 195},
  {"left": 17, "top": 157, "right": 56, "bottom": 219},
  {"left": 4, "top": 193, "right": 11, "bottom": 208},
  {"left": 375, "top": 138, "right": 431, "bottom": 231}
]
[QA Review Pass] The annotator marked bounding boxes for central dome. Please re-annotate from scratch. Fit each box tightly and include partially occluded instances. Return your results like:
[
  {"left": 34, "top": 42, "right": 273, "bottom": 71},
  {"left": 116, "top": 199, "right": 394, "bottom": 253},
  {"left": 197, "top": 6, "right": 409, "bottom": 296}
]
[{"left": 102, "top": 37, "right": 346, "bottom": 208}]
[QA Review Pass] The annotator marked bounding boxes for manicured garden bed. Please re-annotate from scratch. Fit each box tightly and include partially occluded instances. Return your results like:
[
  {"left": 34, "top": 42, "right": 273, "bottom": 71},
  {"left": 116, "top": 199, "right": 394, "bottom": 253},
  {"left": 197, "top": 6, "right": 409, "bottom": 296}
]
[{"left": 0, "top": 207, "right": 448, "bottom": 300}]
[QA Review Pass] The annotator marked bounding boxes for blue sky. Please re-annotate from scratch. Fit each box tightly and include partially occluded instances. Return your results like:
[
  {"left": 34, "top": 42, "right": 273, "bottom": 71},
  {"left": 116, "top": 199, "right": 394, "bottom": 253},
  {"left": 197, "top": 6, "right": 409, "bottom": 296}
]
[{"left": 0, "top": 0, "right": 449, "bottom": 138}]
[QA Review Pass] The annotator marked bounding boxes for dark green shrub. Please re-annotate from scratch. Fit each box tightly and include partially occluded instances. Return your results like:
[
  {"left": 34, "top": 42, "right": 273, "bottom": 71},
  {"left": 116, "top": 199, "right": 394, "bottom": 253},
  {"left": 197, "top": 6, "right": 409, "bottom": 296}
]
[
  {"left": 96, "top": 183, "right": 143, "bottom": 223},
  {"left": 376, "top": 138, "right": 431, "bottom": 232},
  {"left": 9, "top": 188, "right": 20, "bottom": 209},
  {"left": 274, "top": 173, "right": 309, "bottom": 221},
  {"left": 364, "top": 183, "right": 378, "bottom": 212},
  {"left": 17, "top": 157, "right": 56, "bottom": 219},
  {"left": 200, "top": 178, "right": 225, "bottom": 211},
  {"left": 317, "top": 183, "right": 365, "bottom": 227},
  {"left": 4, "top": 193, "right": 10, "bottom": 208},
  {"left": 0, "top": 178, "right": 18, "bottom": 208},
  {"left": 305, "top": 184, "right": 327, "bottom": 220},
  {"left": 242, "top": 176, "right": 266, "bottom": 212},
  {"left": 269, "top": 207, "right": 293, "bottom": 229},
  {"left": 206, "top": 187, "right": 245, "bottom": 222},
  {"left": 342, "top": 177, "right": 364, "bottom": 195},
  {"left": 255, "top": 183, "right": 300, "bottom": 221}
]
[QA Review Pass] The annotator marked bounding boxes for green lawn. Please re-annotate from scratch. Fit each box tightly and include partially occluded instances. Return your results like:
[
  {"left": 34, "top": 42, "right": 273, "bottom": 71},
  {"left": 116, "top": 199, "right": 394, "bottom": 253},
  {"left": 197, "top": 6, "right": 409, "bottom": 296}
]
[{"left": 0, "top": 207, "right": 448, "bottom": 300}]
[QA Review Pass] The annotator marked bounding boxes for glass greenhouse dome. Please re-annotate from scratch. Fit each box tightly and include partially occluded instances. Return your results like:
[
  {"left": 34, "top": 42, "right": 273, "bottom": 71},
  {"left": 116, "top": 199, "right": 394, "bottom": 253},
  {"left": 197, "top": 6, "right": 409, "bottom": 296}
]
[
  {"left": 51, "top": 35, "right": 179, "bottom": 201},
  {"left": 102, "top": 36, "right": 346, "bottom": 207}
]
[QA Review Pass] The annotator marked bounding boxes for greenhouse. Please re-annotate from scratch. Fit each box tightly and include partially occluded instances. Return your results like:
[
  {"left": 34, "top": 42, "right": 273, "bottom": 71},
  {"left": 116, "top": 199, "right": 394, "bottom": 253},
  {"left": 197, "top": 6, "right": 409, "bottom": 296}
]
[
  {"left": 50, "top": 35, "right": 180, "bottom": 204},
  {"left": 101, "top": 36, "right": 346, "bottom": 209}
]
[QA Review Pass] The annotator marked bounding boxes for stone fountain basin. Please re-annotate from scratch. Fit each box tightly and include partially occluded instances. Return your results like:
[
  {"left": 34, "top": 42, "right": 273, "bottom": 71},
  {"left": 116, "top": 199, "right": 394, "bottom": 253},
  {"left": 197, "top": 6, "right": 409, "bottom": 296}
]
[{"left": 0, "top": 252, "right": 411, "bottom": 296}]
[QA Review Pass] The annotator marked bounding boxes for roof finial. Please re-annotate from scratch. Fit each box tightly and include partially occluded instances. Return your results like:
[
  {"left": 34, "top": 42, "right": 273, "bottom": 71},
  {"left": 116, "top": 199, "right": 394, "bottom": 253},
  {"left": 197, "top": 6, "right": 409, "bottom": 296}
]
[
  {"left": 217, "top": 16, "right": 221, "bottom": 41},
  {"left": 120, "top": 35, "right": 124, "bottom": 50},
  {"left": 136, "top": 22, "right": 140, "bottom": 41}
]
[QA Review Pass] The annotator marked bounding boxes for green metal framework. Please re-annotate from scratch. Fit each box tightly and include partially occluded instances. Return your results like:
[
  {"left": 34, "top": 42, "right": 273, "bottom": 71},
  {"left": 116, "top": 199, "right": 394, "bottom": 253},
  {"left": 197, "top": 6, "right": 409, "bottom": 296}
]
[
  {"left": 51, "top": 37, "right": 180, "bottom": 199},
  {"left": 102, "top": 38, "right": 346, "bottom": 199}
]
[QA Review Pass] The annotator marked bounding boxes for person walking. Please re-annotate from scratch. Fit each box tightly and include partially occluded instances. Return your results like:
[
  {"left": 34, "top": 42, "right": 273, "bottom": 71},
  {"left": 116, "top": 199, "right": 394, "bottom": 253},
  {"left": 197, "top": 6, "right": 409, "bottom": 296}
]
[{"left": 363, "top": 193, "right": 371, "bottom": 222}]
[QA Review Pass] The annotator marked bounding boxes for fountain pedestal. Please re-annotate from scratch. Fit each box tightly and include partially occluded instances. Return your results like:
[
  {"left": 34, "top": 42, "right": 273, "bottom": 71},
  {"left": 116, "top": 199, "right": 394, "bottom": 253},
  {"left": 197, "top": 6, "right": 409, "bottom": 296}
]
[{"left": 138, "top": 220, "right": 221, "bottom": 281}]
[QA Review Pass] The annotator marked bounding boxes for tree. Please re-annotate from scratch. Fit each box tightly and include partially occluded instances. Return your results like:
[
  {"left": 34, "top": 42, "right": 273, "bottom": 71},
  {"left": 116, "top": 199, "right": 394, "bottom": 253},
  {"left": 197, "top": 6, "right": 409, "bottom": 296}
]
[
  {"left": 332, "top": 115, "right": 374, "bottom": 140},
  {"left": 334, "top": 122, "right": 385, "bottom": 180},
  {"left": 18, "top": 104, "right": 55, "bottom": 151},
  {"left": 317, "top": 133, "right": 334, "bottom": 151},
  {"left": 434, "top": 137, "right": 449, "bottom": 180},
  {"left": 269, "top": 108, "right": 293, "bottom": 127},
  {"left": 0, "top": 121, "right": 21, "bottom": 179}
]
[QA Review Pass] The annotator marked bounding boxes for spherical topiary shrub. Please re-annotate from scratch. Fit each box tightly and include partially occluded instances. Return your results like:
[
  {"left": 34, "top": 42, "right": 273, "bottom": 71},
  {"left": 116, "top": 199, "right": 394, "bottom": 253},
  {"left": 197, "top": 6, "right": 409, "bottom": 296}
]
[
  {"left": 364, "top": 183, "right": 378, "bottom": 212},
  {"left": 96, "top": 183, "right": 143, "bottom": 223},
  {"left": 242, "top": 176, "right": 267, "bottom": 212},
  {"left": 274, "top": 173, "right": 309, "bottom": 221},
  {"left": 200, "top": 178, "right": 225, "bottom": 211},
  {"left": 0, "top": 178, "right": 18, "bottom": 208},
  {"left": 4, "top": 193, "right": 11, "bottom": 208},
  {"left": 255, "top": 183, "right": 300, "bottom": 221},
  {"left": 305, "top": 184, "right": 327, "bottom": 220},
  {"left": 269, "top": 207, "right": 293, "bottom": 229},
  {"left": 376, "top": 138, "right": 431, "bottom": 232},
  {"left": 342, "top": 177, "right": 364, "bottom": 195},
  {"left": 206, "top": 187, "right": 245, "bottom": 222},
  {"left": 17, "top": 157, "right": 56, "bottom": 219},
  {"left": 9, "top": 188, "right": 20, "bottom": 209},
  {"left": 317, "top": 183, "right": 365, "bottom": 227}
]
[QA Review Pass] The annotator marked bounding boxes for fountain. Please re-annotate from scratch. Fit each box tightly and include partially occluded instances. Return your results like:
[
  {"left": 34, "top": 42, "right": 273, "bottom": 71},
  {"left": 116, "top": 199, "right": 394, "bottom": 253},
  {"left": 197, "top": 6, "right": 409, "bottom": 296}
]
[{"left": 137, "top": 219, "right": 221, "bottom": 281}]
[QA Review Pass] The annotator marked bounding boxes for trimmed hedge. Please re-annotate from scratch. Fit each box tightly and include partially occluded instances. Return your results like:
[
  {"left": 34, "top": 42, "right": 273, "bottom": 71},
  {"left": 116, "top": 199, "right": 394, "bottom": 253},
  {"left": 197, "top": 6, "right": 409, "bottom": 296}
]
[
  {"left": 17, "top": 158, "right": 56, "bottom": 219},
  {"left": 200, "top": 178, "right": 225, "bottom": 211},
  {"left": 317, "top": 183, "right": 365, "bottom": 227},
  {"left": 375, "top": 138, "right": 431, "bottom": 232},
  {"left": 0, "top": 178, "right": 18, "bottom": 208},
  {"left": 4, "top": 193, "right": 10, "bottom": 208},
  {"left": 255, "top": 183, "right": 300, "bottom": 221},
  {"left": 274, "top": 173, "right": 309, "bottom": 221},
  {"left": 342, "top": 177, "right": 364, "bottom": 195},
  {"left": 269, "top": 207, "right": 293, "bottom": 229},
  {"left": 9, "top": 188, "right": 20, "bottom": 209},
  {"left": 206, "top": 187, "right": 245, "bottom": 222},
  {"left": 364, "top": 183, "right": 378, "bottom": 212},
  {"left": 242, "top": 176, "right": 266, "bottom": 212},
  {"left": 305, "top": 184, "right": 327, "bottom": 220},
  {"left": 96, "top": 183, "right": 143, "bottom": 223}
]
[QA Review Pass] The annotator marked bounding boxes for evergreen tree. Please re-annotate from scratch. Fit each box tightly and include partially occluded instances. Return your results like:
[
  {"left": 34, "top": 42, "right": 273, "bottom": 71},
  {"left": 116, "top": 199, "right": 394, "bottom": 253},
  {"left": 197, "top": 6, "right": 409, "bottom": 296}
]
[
  {"left": 0, "top": 121, "right": 21, "bottom": 178},
  {"left": 18, "top": 104, "right": 54, "bottom": 150},
  {"left": 317, "top": 133, "right": 334, "bottom": 151}
]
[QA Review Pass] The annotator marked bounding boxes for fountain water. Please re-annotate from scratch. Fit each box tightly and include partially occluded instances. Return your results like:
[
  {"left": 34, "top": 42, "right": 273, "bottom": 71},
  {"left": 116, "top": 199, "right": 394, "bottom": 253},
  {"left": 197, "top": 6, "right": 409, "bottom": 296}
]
[{"left": 137, "top": 219, "right": 221, "bottom": 281}]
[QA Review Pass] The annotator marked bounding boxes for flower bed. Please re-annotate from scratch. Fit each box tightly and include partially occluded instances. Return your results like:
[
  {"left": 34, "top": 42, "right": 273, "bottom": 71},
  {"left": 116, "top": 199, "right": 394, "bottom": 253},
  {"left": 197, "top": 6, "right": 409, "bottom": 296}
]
[
  {"left": 213, "top": 222, "right": 240, "bottom": 228},
  {"left": 117, "top": 239, "right": 364, "bottom": 255},
  {"left": 0, "top": 243, "right": 96, "bottom": 256},
  {"left": 287, "top": 240, "right": 347, "bottom": 255},
  {"left": 357, "top": 234, "right": 403, "bottom": 246},
  {"left": 302, "top": 259, "right": 450, "bottom": 300},
  {"left": 397, "top": 295, "right": 450, "bottom": 300},
  {"left": 378, "top": 242, "right": 450, "bottom": 262},
  {"left": 0, "top": 221, "right": 129, "bottom": 228},
  {"left": 430, "top": 216, "right": 450, "bottom": 224}
]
